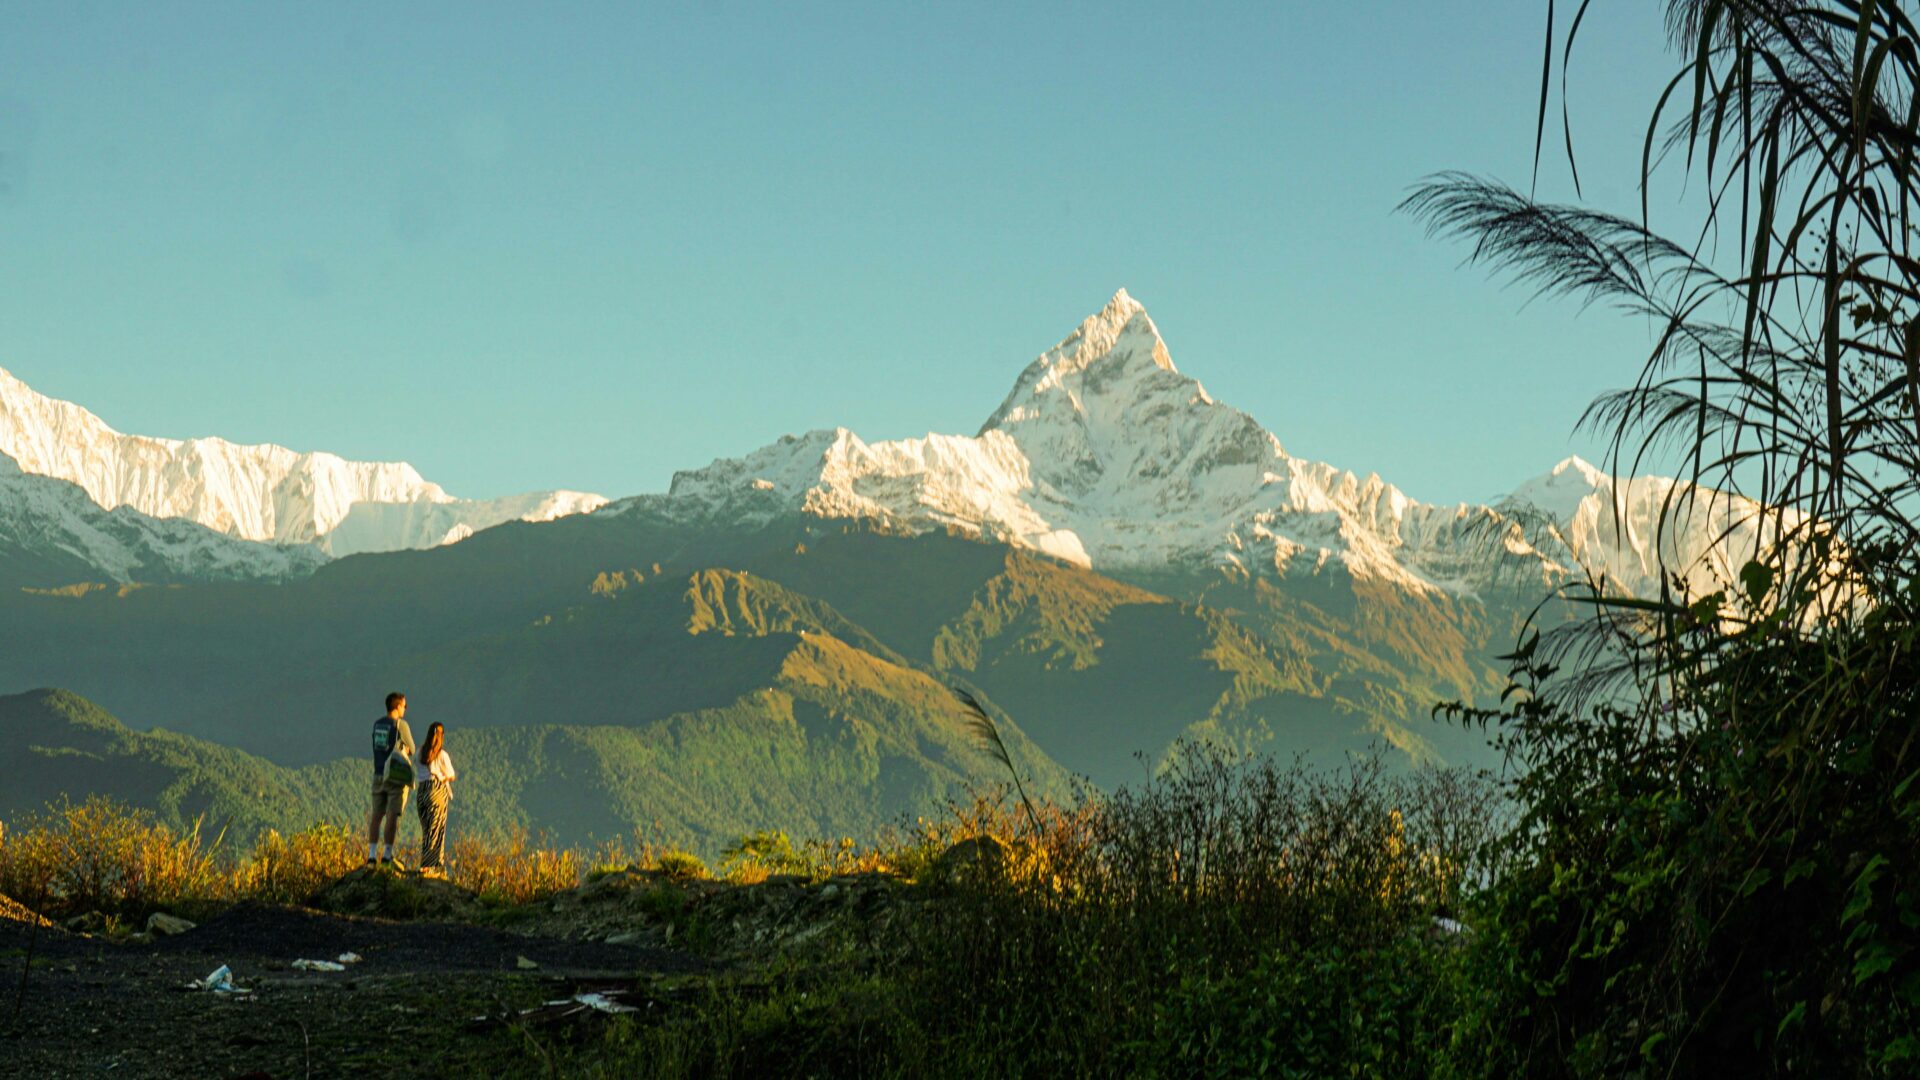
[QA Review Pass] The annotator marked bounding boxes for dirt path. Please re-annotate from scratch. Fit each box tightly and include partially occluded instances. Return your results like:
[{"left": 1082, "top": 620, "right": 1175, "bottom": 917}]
[{"left": 0, "top": 902, "right": 709, "bottom": 1079}]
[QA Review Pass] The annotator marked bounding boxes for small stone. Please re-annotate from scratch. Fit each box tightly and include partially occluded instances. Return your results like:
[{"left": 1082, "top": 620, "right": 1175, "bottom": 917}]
[
  {"left": 516, "top": 956, "right": 540, "bottom": 970},
  {"left": 146, "top": 913, "right": 196, "bottom": 936}
]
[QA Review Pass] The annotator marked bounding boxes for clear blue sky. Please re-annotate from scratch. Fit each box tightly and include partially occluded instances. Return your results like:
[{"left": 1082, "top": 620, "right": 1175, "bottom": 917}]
[{"left": 0, "top": 2, "right": 1688, "bottom": 506}]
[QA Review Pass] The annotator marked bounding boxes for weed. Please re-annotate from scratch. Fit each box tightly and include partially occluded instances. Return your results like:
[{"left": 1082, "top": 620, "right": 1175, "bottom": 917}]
[{"left": 651, "top": 850, "right": 709, "bottom": 882}]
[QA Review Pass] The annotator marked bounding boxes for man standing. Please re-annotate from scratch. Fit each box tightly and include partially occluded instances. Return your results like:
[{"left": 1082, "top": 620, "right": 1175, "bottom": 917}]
[{"left": 365, "top": 691, "right": 415, "bottom": 866}]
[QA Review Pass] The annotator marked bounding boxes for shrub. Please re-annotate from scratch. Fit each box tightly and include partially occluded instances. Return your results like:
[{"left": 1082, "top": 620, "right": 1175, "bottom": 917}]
[
  {"left": 652, "top": 849, "right": 710, "bottom": 881},
  {"left": 451, "top": 829, "right": 581, "bottom": 904},
  {"left": 1142, "top": 936, "right": 1475, "bottom": 1079},
  {"left": 899, "top": 746, "right": 1500, "bottom": 1075},
  {"left": 720, "top": 830, "right": 807, "bottom": 883},
  {"left": 1448, "top": 614, "right": 1920, "bottom": 1076},
  {"left": 0, "top": 797, "right": 224, "bottom": 918},
  {"left": 233, "top": 823, "right": 360, "bottom": 905}
]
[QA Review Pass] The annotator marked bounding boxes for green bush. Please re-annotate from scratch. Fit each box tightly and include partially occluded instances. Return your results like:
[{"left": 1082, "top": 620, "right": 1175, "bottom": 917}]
[
  {"left": 719, "top": 830, "right": 809, "bottom": 880},
  {"left": 654, "top": 849, "right": 710, "bottom": 881},
  {"left": 1142, "top": 937, "right": 1476, "bottom": 1079},
  {"left": 1447, "top": 610, "right": 1920, "bottom": 1077}
]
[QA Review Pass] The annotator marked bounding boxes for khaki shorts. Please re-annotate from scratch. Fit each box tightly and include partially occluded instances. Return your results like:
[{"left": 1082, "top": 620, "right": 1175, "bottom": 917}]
[{"left": 369, "top": 776, "right": 410, "bottom": 819}]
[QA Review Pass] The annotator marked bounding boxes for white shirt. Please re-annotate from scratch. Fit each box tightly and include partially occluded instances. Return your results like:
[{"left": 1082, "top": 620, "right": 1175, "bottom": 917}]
[{"left": 418, "top": 749, "right": 456, "bottom": 786}]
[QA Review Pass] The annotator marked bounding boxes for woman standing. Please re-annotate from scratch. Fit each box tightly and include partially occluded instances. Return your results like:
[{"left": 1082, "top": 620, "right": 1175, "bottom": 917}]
[{"left": 415, "top": 722, "right": 457, "bottom": 877}]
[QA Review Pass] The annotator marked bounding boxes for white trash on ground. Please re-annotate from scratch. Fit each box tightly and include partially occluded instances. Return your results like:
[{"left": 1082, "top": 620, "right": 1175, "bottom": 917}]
[
  {"left": 571, "top": 993, "right": 638, "bottom": 1015},
  {"left": 292, "top": 959, "right": 348, "bottom": 972},
  {"left": 194, "top": 965, "right": 252, "bottom": 994}
]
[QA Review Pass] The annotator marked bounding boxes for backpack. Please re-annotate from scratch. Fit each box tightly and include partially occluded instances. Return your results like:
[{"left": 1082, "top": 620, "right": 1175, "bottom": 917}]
[{"left": 384, "top": 748, "right": 416, "bottom": 787}]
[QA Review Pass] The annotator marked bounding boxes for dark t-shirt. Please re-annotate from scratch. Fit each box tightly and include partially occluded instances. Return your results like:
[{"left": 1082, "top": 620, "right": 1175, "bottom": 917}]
[{"left": 371, "top": 715, "right": 416, "bottom": 777}]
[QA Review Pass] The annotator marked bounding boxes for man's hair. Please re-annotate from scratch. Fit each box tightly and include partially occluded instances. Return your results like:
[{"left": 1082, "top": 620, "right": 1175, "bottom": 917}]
[{"left": 385, "top": 692, "right": 406, "bottom": 712}]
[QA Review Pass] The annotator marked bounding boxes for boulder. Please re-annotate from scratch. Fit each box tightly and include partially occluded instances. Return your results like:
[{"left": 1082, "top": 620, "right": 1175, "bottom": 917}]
[{"left": 146, "top": 913, "right": 196, "bottom": 936}]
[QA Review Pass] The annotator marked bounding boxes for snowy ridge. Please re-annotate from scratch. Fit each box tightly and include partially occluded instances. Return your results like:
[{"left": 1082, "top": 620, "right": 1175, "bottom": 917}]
[
  {"left": 0, "top": 452, "right": 327, "bottom": 585},
  {"left": 621, "top": 290, "right": 1766, "bottom": 601},
  {"left": 0, "top": 367, "right": 606, "bottom": 555},
  {"left": 1495, "top": 457, "right": 1785, "bottom": 601}
]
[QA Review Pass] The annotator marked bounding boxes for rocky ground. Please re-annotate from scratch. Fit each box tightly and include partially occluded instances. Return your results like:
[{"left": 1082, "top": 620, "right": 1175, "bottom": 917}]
[{"left": 0, "top": 865, "right": 914, "bottom": 1079}]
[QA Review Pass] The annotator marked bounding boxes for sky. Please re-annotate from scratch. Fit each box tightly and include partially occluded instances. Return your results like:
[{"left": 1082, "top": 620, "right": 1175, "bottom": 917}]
[{"left": 0, "top": 2, "right": 1693, "bottom": 506}]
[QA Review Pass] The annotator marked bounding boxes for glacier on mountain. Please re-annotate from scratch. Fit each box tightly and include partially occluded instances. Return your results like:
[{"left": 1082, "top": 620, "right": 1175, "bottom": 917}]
[
  {"left": 0, "top": 367, "right": 606, "bottom": 556},
  {"left": 621, "top": 290, "right": 1774, "bottom": 602},
  {"left": 0, "top": 451, "right": 328, "bottom": 585}
]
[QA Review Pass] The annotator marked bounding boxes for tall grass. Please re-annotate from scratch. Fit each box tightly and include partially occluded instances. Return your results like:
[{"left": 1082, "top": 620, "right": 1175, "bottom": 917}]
[
  {"left": 0, "top": 797, "right": 226, "bottom": 919},
  {"left": 231, "top": 823, "right": 362, "bottom": 905},
  {"left": 462, "top": 745, "right": 1505, "bottom": 1079},
  {"left": 449, "top": 829, "right": 583, "bottom": 905},
  {"left": 718, "top": 829, "right": 896, "bottom": 884},
  {"left": 900, "top": 745, "right": 1502, "bottom": 1076},
  {"left": 0, "top": 799, "right": 602, "bottom": 917},
  {"left": 0, "top": 799, "right": 899, "bottom": 920}
]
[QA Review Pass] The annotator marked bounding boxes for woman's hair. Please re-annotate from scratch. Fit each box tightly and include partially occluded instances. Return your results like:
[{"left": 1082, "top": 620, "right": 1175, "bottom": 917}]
[{"left": 418, "top": 722, "right": 444, "bottom": 765}]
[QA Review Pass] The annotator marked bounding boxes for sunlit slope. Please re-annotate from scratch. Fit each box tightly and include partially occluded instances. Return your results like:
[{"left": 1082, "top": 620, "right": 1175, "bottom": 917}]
[
  {"left": 0, "top": 515, "right": 1507, "bottom": 786},
  {"left": 720, "top": 529, "right": 1510, "bottom": 780}
]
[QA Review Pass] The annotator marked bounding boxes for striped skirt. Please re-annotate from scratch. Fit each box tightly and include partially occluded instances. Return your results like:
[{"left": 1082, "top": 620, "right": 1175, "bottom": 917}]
[{"left": 416, "top": 779, "right": 451, "bottom": 871}]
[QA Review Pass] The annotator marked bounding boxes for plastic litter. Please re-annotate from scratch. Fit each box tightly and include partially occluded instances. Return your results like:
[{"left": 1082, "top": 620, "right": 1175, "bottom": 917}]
[
  {"left": 195, "top": 964, "right": 253, "bottom": 994},
  {"left": 292, "top": 959, "right": 347, "bottom": 972},
  {"left": 468, "top": 984, "right": 660, "bottom": 1030},
  {"left": 336, "top": 952, "right": 363, "bottom": 965},
  {"left": 571, "top": 993, "right": 638, "bottom": 1015}
]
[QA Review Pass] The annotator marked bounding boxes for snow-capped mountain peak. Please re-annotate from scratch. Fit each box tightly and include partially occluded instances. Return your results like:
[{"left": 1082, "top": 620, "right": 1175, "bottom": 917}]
[
  {"left": 980, "top": 288, "right": 1178, "bottom": 431},
  {"left": 1497, "top": 454, "right": 1787, "bottom": 600},
  {"left": 626, "top": 291, "right": 1758, "bottom": 602},
  {"left": 0, "top": 449, "right": 327, "bottom": 587},
  {"left": 1506, "top": 455, "right": 1614, "bottom": 520},
  {"left": 0, "top": 365, "right": 607, "bottom": 557}
]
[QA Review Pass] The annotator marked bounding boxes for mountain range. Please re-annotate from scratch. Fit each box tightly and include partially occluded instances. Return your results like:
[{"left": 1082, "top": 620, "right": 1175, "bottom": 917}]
[
  {"left": 630, "top": 290, "right": 1773, "bottom": 603},
  {"left": 0, "top": 292, "right": 1770, "bottom": 845},
  {"left": 0, "top": 365, "right": 605, "bottom": 567}
]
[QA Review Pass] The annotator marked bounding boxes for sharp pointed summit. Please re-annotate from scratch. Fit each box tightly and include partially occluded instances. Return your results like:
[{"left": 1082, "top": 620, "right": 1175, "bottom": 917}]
[
  {"left": 622, "top": 291, "right": 1763, "bottom": 602},
  {"left": 980, "top": 288, "right": 1179, "bottom": 436}
]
